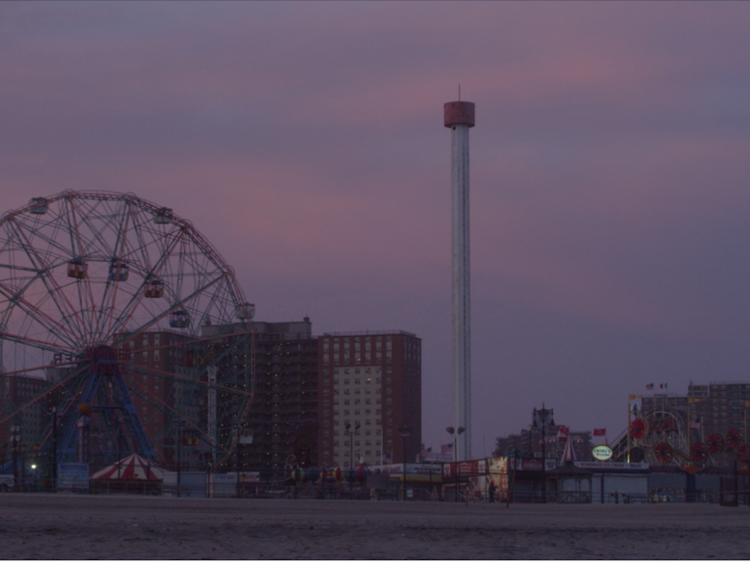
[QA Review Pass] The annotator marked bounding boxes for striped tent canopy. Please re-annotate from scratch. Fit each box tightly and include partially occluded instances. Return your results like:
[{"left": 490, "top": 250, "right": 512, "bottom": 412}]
[
  {"left": 91, "top": 454, "right": 165, "bottom": 481},
  {"left": 561, "top": 435, "right": 576, "bottom": 463}
]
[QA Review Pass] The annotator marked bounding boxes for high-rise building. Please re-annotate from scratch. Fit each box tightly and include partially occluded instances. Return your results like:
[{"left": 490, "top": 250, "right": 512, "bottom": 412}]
[
  {"left": 245, "top": 318, "right": 318, "bottom": 479},
  {"left": 0, "top": 375, "right": 49, "bottom": 466},
  {"left": 317, "top": 330, "right": 421, "bottom": 468},
  {"left": 703, "top": 382, "right": 750, "bottom": 437}
]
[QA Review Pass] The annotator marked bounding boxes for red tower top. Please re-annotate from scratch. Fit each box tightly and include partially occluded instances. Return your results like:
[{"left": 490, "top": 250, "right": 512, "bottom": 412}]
[{"left": 444, "top": 101, "right": 475, "bottom": 128}]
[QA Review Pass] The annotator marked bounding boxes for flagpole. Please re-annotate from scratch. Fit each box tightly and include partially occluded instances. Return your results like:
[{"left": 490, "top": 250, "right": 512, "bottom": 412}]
[
  {"left": 627, "top": 396, "right": 632, "bottom": 463},
  {"left": 687, "top": 400, "right": 691, "bottom": 467}
]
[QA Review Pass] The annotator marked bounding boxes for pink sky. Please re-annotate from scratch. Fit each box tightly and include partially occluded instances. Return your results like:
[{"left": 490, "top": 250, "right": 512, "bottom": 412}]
[{"left": 2, "top": 1, "right": 750, "bottom": 455}]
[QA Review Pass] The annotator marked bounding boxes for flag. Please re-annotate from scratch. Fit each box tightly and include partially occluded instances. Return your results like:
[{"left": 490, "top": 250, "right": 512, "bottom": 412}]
[
  {"left": 688, "top": 398, "right": 702, "bottom": 404},
  {"left": 689, "top": 417, "right": 701, "bottom": 429},
  {"left": 659, "top": 383, "right": 668, "bottom": 389},
  {"left": 593, "top": 428, "right": 606, "bottom": 437},
  {"left": 441, "top": 443, "right": 453, "bottom": 455},
  {"left": 646, "top": 384, "right": 654, "bottom": 390},
  {"left": 557, "top": 426, "right": 570, "bottom": 437},
  {"left": 629, "top": 394, "right": 641, "bottom": 400},
  {"left": 382, "top": 451, "right": 392, "bottom": 464}
]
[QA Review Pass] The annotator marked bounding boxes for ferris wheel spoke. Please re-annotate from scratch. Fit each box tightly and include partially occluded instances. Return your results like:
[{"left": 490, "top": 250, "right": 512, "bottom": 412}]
[
  {"left": 121, "top": 359, "right": 253, "bottom": 398},
  {"left": 0, "top": 353, "right": 80, "bottom": 377},
  {"left": 126, "top": 375, "right": 223, "bottom": 452},
  {"left": 64, "top": 196, "right": 103, "bottom": 341},
  {"left": 4, "top": 217, "right": 87, "bottom": 343},
  {"left": 95, "top": 198, "right": 134, "bottom": 341},
  {"left": 112, "top": 269, "right": 229, "bottom": 347},
  {"left": 0, "top": 287, "right": 80, "bottom": 349},
  {"left": 107, "top": 221, "right": 189, "bottom": 338},
  {"left": 0, "top": 359, "right": 89, "bottom": 426}
]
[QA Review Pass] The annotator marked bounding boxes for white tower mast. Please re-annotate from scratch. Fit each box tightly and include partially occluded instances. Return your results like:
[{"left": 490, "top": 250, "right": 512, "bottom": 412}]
[{"left": 444, "top": 99, "right": 475, "bottom": 461}]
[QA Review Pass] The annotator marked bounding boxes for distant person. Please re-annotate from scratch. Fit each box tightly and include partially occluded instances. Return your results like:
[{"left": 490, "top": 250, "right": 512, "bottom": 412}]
[{"left": 489, "top": 482, "right": 496, "bottom": 503}]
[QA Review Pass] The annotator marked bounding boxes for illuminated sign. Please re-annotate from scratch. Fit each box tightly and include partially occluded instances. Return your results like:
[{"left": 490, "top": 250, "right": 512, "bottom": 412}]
[{"left": 591, "top": 445, "right": 613, "bottom": 461}]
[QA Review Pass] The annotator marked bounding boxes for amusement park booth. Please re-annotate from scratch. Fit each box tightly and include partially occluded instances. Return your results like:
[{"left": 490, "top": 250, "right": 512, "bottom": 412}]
[
  {"left": 375, "top": 463, "right": 442, "bottom": 500},
  {"left": 545, "top": 462, "right": 593, "bottom": 503},
  {"left": 489, "top": 457, "right": 558, "bottom": 503},
  {"left": 574, "top": 461, "right": 651, "bottom": 503}
]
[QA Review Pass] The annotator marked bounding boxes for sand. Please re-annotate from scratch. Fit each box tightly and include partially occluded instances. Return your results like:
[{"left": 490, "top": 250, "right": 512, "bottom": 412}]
[{"left": 1, "top": 494, "right": 749, "bottom": 560}]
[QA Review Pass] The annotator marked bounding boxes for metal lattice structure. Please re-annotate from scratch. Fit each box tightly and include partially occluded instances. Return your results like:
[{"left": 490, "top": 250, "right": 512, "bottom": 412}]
[{"left": 0, "top": 191, "right": 254, "bottom": 471}]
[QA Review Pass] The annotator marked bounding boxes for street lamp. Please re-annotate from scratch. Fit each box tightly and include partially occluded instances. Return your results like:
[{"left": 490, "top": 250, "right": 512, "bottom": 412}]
[
  {"left": 31, "top": 464, "right": 37, "bottom": 491},
  {"left": 446, "top": 426, "right": 465, "bottom": 502},
  {"left": 10, "top": 425, "right": 20, "bottom": 487},
  {"left": 397, "top": 425, "right": 410, "bottom": 501},
  {"left": 51, "top": 407, "right": 58, "bottom": 492},
  {"left": 531, "top": 405, "right": 554, "bottom": 504},
  {"left": 345, "top": 421, "right": 360, "bottom": 497}
]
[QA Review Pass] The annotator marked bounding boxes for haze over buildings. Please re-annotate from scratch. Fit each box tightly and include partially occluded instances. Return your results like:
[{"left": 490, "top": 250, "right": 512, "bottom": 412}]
[{"left": 1, "top": 2, "right": 750, "bottom": 456}]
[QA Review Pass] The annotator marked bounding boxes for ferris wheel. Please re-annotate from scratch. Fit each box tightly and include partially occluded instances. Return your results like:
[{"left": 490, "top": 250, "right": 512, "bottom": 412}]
[{"left": 0, "top": 191, "right": 254, "bottom": 471}]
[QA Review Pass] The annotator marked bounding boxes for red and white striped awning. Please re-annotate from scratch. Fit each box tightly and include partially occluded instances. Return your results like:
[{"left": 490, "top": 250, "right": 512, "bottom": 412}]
[
  {"left": 91, "top": 453, "right": 165, "bottom": 481},
  {"left": 561, "top": 435, "right": 576, "bottom": 463}
]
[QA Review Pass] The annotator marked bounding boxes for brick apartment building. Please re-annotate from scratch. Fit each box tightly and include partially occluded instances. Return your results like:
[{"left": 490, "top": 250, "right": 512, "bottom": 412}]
[
  {"left": 244, "top": 318, "right": 318, "bottom": 479},
  {"left": 317, "top": 330, "right": 421, "bottom": 469},
  {"left": 0, "top": 375, "right": 49, "bottom": 467}
]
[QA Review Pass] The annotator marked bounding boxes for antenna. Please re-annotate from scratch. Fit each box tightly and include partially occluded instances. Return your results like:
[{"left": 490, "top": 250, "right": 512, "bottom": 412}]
[{"left": 458, "top": 84, "right": 461, "bottom": 101}]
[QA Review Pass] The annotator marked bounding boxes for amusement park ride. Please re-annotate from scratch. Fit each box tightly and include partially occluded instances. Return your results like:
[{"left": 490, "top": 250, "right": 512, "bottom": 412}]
[
  {"left": 619, "top": 396, "right": 750, "bottom": 469},
  {"left": 0, "top": 191, "right": 255, "bottom": 474}
]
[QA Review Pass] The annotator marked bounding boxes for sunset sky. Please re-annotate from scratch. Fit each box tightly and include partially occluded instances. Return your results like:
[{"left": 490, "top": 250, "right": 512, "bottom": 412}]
[{"left": 2, "top": 1, "right": 750, "bottom": 457}]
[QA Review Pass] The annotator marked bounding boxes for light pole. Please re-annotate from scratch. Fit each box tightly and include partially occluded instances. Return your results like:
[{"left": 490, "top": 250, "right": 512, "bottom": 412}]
[
  {"left": 446, "top": 426, "right": 465, "bottom": 502},
  {"left": 397, "top": 425, "right": 410, "bottom": 501},
  {"left": 238, "top": 428, "right": 253, "bottom": 499},
  {"left": 10, "top": 425, "right": 20, "bottom": 487},
  {"left": 31, "top": 464, "right": 37, "bottom": 491},
  {"left": 177, "top": 420, "right": 182, "bottom": 497},
  {"left": 532, "top": 405, "right": 554, "bottom": 504},
  {"left": 51, "top": 407, "right": 57, "bottom": 492},
  {"left": 345, "top": 421, "right": 360, "bottom": 497}
]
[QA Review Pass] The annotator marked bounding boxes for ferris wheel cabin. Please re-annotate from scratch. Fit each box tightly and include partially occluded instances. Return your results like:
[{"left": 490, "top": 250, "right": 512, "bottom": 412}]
[
  {"left": 108, "top": 260, "right": 129, "bottom": 282},
  {"left": 67, "top": 258, "right": 87, "bottom": 279},
  {"left": 153, "top": 207, "right": 173, "bottom": 225},
  {"left": 169, "top": 309, "right": 190, "bottom": 328},
  {"left": 144, "top": 279, "right": 164, "bottom": 298},
  {"left": 235, "top": 302, "right": 255, "bottom": 319},
  {"left": 29, "top": 198, "right": 49, "bottom": 215}
]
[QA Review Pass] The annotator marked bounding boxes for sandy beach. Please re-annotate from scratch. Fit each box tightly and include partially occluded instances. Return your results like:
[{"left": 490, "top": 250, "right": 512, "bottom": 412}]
[{"left": 1, "top": 494, "right": 749, "bottom": 560}]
